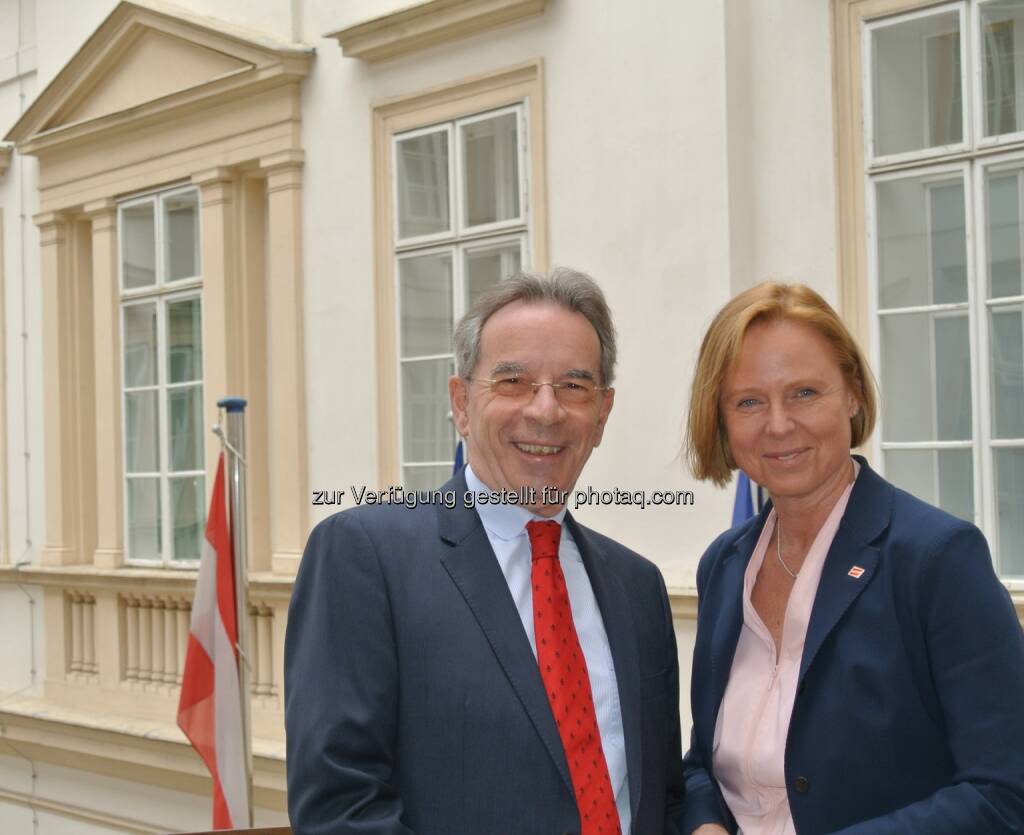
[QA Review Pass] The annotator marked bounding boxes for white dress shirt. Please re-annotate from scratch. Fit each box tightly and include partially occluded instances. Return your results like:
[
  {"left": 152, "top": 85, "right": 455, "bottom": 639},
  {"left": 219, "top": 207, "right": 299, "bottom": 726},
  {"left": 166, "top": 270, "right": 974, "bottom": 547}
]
[{"left": 465, "top": 464, "right": 631, "bottom": 834}]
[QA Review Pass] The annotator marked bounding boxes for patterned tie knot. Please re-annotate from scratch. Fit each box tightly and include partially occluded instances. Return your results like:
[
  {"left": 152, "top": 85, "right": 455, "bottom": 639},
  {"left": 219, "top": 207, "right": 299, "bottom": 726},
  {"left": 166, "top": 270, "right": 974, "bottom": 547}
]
[{"left": 526, "top": 519, "right": 561, "bottom": 562}]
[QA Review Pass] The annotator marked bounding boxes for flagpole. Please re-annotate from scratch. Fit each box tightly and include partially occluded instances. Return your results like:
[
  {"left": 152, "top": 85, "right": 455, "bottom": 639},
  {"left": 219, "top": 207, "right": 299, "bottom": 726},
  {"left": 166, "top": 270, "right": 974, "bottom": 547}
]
[{"left": 215, "top": 396, "right": 253, "bottom": 827}]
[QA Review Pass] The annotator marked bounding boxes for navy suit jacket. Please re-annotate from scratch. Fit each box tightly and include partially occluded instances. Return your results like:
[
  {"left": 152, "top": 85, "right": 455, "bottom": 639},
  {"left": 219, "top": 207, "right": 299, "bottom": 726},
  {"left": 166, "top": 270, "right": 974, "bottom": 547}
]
[
  {"left": 682, "top": 457, "right": 1024, "bottom": 834},
  {"left": 285, "top": 470, "right": 685, "bottom": 834}
]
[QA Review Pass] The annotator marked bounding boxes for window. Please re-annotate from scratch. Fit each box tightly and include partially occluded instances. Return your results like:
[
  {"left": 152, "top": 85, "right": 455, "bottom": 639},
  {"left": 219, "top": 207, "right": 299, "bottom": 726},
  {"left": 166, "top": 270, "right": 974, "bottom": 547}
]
[
  {"left": 865, "top": 0, "right": 1024, "bottom": 575},
  {"left": 393, "top": 105, "right": 529, "bottom": 489},
  {"left": 119, "top": 186, "right": 205, "bottom": 564}
]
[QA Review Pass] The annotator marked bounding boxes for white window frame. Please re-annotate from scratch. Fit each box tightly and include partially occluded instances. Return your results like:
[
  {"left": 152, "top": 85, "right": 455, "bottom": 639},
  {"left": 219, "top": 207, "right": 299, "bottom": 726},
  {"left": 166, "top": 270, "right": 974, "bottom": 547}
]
[
  {"left": 865, "top": 2, "right": 1024, "bottom": 579},
  {"left": 392, "top": 104, "right": 531, "bottom": 485},
  {"left": 864, "top": 2, "right": 970, "bottom": 168},
  {"left": 974, "top": 150, "right": 1024, "bottom": 571},
  {"left": 973, "top": 0, "right": 1024, "bottom": 147},
  {"left": 118, "top": 184, "right": 205, "bottom": 566}
]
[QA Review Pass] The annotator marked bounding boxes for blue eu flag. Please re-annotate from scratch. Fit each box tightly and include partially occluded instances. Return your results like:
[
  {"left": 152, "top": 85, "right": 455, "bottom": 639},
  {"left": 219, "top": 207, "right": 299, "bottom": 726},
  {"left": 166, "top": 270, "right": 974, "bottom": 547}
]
[
  {"left": 732, "top": 471, "right": 756, "bottom": 527},
  {"left": 452, "top": 439, "right": 464, "bottom": 475}
]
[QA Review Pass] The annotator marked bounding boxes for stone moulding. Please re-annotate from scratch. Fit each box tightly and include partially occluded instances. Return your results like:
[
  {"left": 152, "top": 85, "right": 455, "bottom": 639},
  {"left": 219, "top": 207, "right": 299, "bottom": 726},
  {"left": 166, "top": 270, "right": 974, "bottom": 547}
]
[
  {"left": 327, "top": 0, "right": 550, "bottom": 63},
  {"left": 4, "top": 0, "right": 312, "bottom": 158}
]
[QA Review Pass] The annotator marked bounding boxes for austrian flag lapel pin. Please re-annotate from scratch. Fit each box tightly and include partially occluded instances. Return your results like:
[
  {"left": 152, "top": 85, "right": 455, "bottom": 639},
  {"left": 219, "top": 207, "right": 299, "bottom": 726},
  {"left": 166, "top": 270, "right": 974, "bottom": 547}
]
[{"left": 848, "top": 565, "right": 866, "bottom": 579}]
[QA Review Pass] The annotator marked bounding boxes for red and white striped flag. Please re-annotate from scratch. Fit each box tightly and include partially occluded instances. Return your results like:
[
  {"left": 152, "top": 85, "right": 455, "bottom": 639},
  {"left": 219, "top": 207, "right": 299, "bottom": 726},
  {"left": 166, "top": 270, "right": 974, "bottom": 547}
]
[{"left": 177, "top": 453, "right": 249, "bottom": 829}]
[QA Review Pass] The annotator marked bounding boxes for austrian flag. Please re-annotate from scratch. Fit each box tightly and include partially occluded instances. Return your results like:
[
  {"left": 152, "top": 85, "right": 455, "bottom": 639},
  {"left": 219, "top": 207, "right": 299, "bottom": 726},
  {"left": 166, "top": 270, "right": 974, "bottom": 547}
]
[{"left": 177, "top": 454, "right": 249, "bottom": 829}]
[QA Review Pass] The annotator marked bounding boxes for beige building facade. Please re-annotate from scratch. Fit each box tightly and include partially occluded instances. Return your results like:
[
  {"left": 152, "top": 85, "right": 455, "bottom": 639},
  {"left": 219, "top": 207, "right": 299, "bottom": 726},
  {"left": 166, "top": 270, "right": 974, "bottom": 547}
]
[{"left": 0, "top": 0, "right": 1021, "bottom": 831}]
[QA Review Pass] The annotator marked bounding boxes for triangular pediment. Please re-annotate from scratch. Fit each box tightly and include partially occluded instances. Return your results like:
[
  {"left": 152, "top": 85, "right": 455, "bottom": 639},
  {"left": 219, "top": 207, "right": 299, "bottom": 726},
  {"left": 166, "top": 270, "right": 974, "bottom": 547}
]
[
  {"left": 50, "top": 28, "right": 252, "bottom": 129},
  {"left": 6, "top": 0, "right": 311, "bottom": 148}
]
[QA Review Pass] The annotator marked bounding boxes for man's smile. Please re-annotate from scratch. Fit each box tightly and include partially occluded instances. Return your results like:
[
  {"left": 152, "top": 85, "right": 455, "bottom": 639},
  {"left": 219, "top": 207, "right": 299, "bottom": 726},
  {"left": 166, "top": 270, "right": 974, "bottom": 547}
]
[{"left": 513, "top": 441, "right": 565, "bottom": 456}]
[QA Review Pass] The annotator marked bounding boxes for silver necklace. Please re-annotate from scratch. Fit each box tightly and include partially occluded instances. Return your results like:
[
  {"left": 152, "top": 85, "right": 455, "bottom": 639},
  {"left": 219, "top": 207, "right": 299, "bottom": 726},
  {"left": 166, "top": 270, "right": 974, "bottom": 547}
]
[{"left": 776, "top": 519, "right": 799, "bottom": 579}]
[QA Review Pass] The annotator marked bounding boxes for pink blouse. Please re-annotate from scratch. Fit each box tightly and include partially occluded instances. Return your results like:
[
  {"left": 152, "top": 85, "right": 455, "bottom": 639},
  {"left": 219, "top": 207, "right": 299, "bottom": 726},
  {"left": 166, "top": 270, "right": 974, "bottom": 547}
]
[{"left": 711, "top": 463, "right": 858, "bottom": 834}]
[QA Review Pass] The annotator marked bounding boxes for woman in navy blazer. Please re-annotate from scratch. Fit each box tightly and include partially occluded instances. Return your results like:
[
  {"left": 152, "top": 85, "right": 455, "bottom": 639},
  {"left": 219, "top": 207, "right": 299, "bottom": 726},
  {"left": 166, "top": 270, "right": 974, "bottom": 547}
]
[{"left": 680, "top": 282, "right": 1024, "bottom": 834}]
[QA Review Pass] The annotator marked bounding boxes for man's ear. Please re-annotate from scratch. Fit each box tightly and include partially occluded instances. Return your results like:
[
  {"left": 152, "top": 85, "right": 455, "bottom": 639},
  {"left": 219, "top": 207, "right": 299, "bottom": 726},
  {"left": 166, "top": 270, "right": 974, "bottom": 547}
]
[
  {"left": 591, "top": 387, "right": 615, "bottom": 448},
  {"left": 449, "top": 375, "right": 471, "bottom": 437}
]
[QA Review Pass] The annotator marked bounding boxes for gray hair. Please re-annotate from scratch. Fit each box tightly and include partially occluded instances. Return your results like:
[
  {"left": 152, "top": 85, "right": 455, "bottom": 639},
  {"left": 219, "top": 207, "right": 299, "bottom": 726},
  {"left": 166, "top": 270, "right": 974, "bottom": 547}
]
[{"left": 453, "top": 267, "right": 617, "bottom": 385}]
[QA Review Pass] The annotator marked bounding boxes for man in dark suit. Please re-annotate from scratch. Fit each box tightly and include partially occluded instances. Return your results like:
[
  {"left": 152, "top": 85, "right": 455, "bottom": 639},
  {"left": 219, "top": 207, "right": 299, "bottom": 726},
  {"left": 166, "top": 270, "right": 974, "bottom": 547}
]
[{"left": 285, "top": 268, "right": 684, "bottom": 835}]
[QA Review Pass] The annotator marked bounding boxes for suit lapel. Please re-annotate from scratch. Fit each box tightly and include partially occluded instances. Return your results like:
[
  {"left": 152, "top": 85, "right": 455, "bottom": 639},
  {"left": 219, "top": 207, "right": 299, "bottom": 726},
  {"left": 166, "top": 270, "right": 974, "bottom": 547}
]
[
  {"left": 566, "top": 516, "right": 643, "bottom": 822},
  {"left": 703, "top": 512, "right": 765, "bottom": 736},
  {"left": 436, "top": 473, "right": 575, "bottom": 797},
  {"left": 798, "top": 457, "right": 893, "bottom": 687}
]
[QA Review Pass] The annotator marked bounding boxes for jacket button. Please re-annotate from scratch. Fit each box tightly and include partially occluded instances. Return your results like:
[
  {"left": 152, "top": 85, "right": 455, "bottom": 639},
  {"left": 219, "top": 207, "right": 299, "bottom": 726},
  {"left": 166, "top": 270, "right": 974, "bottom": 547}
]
[{"left": 795, "top": 776, "right": 810, "bottom": 794}]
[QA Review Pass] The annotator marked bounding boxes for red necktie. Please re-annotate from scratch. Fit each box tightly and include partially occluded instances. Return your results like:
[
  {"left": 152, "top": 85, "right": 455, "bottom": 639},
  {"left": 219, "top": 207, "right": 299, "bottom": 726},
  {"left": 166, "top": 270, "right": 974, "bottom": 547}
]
[{"left": 527, "top": 520, "right": 621, "bottom": 835}]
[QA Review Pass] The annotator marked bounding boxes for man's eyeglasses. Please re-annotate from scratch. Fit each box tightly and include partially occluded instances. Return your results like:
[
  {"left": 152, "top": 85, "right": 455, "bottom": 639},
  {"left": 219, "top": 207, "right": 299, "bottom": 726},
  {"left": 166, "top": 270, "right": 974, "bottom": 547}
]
[{"left": 470, "top": 376, "right": 609, "bottom": 406}]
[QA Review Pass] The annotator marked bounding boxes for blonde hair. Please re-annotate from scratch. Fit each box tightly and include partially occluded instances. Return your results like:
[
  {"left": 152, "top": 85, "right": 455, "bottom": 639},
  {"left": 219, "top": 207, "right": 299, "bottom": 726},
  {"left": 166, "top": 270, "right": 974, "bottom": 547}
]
[{"left": 685, "top": 281, "right": 877, "bottom": 486}]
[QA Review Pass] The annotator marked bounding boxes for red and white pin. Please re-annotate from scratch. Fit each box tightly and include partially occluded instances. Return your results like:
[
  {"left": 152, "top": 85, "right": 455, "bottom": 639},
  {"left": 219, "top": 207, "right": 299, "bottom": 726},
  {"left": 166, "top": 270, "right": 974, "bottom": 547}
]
[{"left": 848, "top": 565, "right": 866, "bottom": 579}]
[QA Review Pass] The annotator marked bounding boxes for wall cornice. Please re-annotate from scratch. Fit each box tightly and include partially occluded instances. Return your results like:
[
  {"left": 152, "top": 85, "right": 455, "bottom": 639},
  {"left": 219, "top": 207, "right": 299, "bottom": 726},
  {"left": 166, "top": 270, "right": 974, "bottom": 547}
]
[
  {"left": 0, "top": 695, "right": 285, "bottom": 808},
  {"left": 668, "top": 587, "right": 698, "bottom": 621},
  {"left": 327, "top": 0, "right": 549, "bottom": 63},
  {"left": 0, "top": 565, "right": 295, "bottom": 601}
]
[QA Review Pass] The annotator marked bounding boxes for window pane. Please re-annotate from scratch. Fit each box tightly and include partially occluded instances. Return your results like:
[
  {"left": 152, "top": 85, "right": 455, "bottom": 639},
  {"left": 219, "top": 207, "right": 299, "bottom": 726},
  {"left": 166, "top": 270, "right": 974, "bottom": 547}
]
[
  {"left": 403, "top": 465, "right": 453, "bottom": 492},
  {"left": 876, "top": 176, "right": 967, "bottom": 309},
  {"left": 881, "top": 312, "right": 972, "bottom": 442},
  {"left": 987, "top": 171, "right": 1023, "bottom": 299},
  {"left": 399, "top": 252, "right": 453, "bottom": 357},
  {"left": 170, "top": 475, "right": 205, "bottom": 561},
  {"left": 123, "top": 303, "right": 157, "bottom": 388},
  {"left": 167, "top": 297, "right": 202, "bottom": 383},
  {"left": 401, "top": 358, "right": 454, "bottom": 463},
  {"left": 165, "top": 191, "right": 200, "bottom": 281},
  {"left": 122, "top": 202, "right": 156, "bottom": 289},
  {"left": 992, "top": 305, "right": 1024, "bottom": 438},
  {"left": 982, "top": 0, "right": 1024, "bottom": 137},
  {"left": 397, "top": 130, "right": 450, "bottom": 238},
  {"left": 995, "top": 447, "right": 1024, "bottom": 574},
  {"left": 168, "top": 385, "right": 204, "bottom": 472},
  {"left": 465, "top": 241, "right": 521, "bottom": 308},
  {"left": 127, "top": 477, "right": 161, "bottom": 560},
  {"left": 125, "top": 390, "right": 159, "bottom": 473},
  {"left": 462, "top": 112, "right": 520, "bottom": 227},
  {"left": 872, "top": 11, "right": 963, "bottom": 156},
  {"left": 929, "top": 182, "right": 969, "bottom": 304},
  {"left": 885, "top": 448, "right": 974, "bottom": 522}
]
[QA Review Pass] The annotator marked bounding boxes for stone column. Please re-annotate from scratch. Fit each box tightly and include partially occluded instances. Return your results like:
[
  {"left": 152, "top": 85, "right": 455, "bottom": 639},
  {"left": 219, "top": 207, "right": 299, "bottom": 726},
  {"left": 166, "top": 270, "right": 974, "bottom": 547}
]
[
  {"left": 125, "top": 596, "right": 140, "bottom": 682},
  {"left": 175, "top": 597, "right": 190, "bottom": 685},
  {"left": 260, "top": 151, "right": 308, "bottom": 576},
  {"left": 150, "top": 597, "right": 165, "bottom": 688},
  {"left": 257, "top": 604, "right": 274, "bottom": 696},
  {"left": 138, "top": 600, "right": 152, "bottom": 683},
  {"left": 70, "top": 593, "right": 83, "bottom": 673},
  {"left": 191, "top": 168, "right": 241, "bottom": 497},
  {"left": 84, "top": 198, "right": 124, "bottom": 568},
  {"left": 35, "top": 212, "right": 78, "bottom": 565},
  {"left": 82, "top": 595, "right": 96, "bottom": 674},
  {"left": 162, "top": 598, "right": 177, "bottom": 684}
]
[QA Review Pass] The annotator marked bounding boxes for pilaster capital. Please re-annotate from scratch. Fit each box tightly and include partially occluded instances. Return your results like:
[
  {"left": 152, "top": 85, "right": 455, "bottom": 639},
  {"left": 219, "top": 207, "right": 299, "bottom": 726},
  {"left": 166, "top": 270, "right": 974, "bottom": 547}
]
[
  {"left": 84, "top": 197, "right": 119, "bottom": 232},
  {"left": 191, "top": 166, "right": 235, "bottom": 187},
  {"left": 191, "top": 167, "right": 236, "bottom": 207},
  {"left": 33, "top": 211, "right": 67, "bottom": 245},
  {"left": 261, "top": 151, "right": 304, "bottom": 194},
  {"left": 83, "top": 197, "right": 117, "bottom": 218},
  {"left": 259, "top": 150, "right": 304, "bottom": 172}
]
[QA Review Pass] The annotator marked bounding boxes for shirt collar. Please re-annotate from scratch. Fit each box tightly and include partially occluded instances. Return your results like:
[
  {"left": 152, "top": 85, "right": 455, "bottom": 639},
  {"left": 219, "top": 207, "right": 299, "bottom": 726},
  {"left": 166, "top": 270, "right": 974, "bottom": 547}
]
[{"left": 465, "top": 463, "right": 568, "bottom": 541}]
